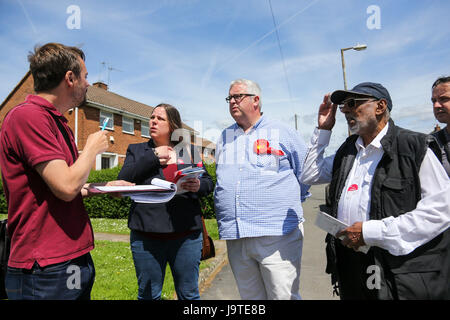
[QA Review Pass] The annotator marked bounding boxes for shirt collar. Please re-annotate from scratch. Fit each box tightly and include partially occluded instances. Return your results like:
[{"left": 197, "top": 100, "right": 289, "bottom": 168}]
[
  {"left": 235, "top": 115, "right": 265, "bottom": 133},
  {"left": 26, "top": 94, "right": 67, "bottom": 121},
  {"left": 355, "top": 122, "right": 389, "bottom": 151}
]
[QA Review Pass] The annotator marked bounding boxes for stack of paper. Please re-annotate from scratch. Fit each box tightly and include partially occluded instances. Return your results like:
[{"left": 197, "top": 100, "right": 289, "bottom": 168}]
[
  {"left": 89, "top": 178, "right": 177, "bottom": 203},
  {"left": 173, "top": 166, "right": 205, "bottom": 194},
  {"left": 315, "top": 210, "right": 370, "bottom": 254}
]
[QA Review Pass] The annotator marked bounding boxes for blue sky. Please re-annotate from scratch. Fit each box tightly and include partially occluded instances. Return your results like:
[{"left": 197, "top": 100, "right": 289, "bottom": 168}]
[{"left": 1, "top": 0, "right": 449, "bottom": 152}]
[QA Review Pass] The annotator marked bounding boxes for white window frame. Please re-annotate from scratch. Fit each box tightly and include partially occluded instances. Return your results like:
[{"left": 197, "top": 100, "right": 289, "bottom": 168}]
[
  {"left": 95, "top": 153, "right": 118, "bottom": 170},
  {"left": 141, "top": 122, "right": 150, "bottom": 138},
  {"left": 100, "top": 111, "right": 114, "bottom": 130},
  {"left": 122, "top": 116, "right": 134, "bottom": 134}
]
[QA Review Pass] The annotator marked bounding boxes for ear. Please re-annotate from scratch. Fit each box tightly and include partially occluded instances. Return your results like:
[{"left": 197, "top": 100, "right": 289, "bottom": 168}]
[
  {"left": 375, "top": 99, "right": 387, "bottom": 116},
  {"left": 65, "top": 70, "right": 75, "bottom": 88},
  {"left": 253, "top": 95, "right": 260, "bottom": 110}
]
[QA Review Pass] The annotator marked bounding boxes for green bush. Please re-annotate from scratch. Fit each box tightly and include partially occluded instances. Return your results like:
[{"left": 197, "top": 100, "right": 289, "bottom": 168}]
[
  {"left": 0, "top": 168, "right": 130, "bottom": 218},
  {"left": 200, "top": 162, "right": 216, "bottom": 219},
  {"left": 0, "top": 179, "right": 7, "bottom": 215},
  {"left": 84, "top": 166, "right": 132, "bottom": 219},
  {"left": 85, "top": 164, "right": 217, "bottom": 219}
]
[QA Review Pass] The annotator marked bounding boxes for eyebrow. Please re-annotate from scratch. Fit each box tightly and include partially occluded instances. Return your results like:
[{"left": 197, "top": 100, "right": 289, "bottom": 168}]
[
  {"left": 432, "top": 95, "right": 450, "bottom": 100},
  {"left": 151, "top": 114, "right": 166, "bottom": 119}
]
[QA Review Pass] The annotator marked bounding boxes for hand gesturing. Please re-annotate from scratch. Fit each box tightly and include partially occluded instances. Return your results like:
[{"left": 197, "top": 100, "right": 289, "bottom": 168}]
[{"left": 318, "top": 93, "right": 338, "bottom": 131}]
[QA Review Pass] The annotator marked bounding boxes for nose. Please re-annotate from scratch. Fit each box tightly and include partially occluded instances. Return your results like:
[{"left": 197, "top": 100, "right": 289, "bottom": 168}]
[{"left": 433, "top": 100, "right": 442, "bottom": 108}]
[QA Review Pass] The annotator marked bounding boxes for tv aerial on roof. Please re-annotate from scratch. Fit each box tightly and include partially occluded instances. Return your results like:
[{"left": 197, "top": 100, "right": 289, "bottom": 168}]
[{"left": 98, "top": 61, "right": 124, "bottom": 87}]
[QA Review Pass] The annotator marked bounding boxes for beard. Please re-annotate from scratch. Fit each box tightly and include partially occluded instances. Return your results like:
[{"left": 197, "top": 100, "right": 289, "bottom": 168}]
[
  {"left": 73, "top": 87, "right": 87, "bottom": 108},
  {"left": 78, "top": 95, "right": 87, "bottom": 108},
  {"left": 434, "top": 110, "right": 449, "bottom": 124},
  {"left": 74, "top": 96, "right": 86, "bottom": 108},
  {"left": 346, "top": 116, "right": 360, "bottom": 135},
  {"left": 347, "top": 115, "right": 378, "bottom": 136}
]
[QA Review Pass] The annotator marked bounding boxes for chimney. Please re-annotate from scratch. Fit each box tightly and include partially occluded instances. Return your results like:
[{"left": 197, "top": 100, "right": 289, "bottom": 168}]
[{"left": 93, "top": 81, "right": 108, "bottom": 90}]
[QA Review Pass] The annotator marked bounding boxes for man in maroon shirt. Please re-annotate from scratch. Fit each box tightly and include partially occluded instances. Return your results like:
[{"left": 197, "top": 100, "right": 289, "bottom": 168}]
[{"left": 0, "top": 43, "right": 132, "bottom": 300}]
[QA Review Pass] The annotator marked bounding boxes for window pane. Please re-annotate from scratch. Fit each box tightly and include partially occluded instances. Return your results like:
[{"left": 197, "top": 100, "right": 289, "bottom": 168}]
[
  {"left": 100, "top": 111, "right": 113, "bottom": 129},
  {"left": 122, "top": 117, "right": 134, "bottom": 133},
  {"left": 101, "top": 156, "right": 110, "bottom": 169},
  {"left": 141, "top": 123, "right": 149, "bottom": 137}
]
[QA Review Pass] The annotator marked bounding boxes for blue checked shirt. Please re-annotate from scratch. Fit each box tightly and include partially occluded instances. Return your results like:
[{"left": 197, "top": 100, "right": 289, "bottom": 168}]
[{"left": 214, "top": 115, "right": 310, "bottom": 240}]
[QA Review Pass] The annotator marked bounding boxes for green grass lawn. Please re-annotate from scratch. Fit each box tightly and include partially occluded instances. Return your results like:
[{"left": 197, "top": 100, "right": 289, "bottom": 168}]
[
  {"left": 91, "top": 217, "right": 219, "bottom": 240},
  {"left": 90, "top": 217, "right": 129, "bottom": 234},
  {"left": 90, "top": 240, "right": 138, "bottom": 300},
  {"left": 89, "top": 240, "right": 177, "bottom": 300},
  {"left": 1, "top": 214, "right": 218, "bottom": 240},
  {"left": 89, "top": 217, "right": 218, "bottom": 300},
  {"left": 1, "top": 214, "right": 219, "bottom": 300}
]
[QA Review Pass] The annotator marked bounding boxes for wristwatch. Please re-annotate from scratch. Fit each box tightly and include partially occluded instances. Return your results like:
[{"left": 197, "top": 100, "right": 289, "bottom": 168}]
[{"left": 152, "top": 148, "right": 159, "bottom": 157}]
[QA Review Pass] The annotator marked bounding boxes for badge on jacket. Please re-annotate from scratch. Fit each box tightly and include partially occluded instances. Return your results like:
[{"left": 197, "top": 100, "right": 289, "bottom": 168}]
[{"left": 253, "top": 139, "right": 285, "bottom": 156}]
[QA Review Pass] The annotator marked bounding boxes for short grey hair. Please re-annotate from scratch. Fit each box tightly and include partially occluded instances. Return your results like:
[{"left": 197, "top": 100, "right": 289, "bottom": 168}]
[
  {"left": 384, "top": 107, "right": 390, "bottom": 121},
  {"left": 230, "top": 78, "right": 262, "bottom": 110}
]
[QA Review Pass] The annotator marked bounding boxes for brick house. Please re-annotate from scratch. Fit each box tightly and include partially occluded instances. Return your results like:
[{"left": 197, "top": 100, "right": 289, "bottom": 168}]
[{"left": 0, "top": 71, "right": 215, "bottom": 170}]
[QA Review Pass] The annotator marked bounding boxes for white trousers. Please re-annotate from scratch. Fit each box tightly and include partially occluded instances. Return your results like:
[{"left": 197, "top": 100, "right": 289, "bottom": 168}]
[{"left": 226, "top": 224, "right": 304, "bottom": 300}]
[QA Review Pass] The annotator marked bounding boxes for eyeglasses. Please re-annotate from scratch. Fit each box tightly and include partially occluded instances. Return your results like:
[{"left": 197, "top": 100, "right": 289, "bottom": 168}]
[
  {"left": 225, "top": 93, "right": 255, "bottom": 103},
  {"left": 339, "top": 97, "right": 377, "bottom": 110}
]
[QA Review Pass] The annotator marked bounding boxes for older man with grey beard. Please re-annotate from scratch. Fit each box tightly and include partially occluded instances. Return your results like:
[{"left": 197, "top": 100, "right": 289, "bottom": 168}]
[{"left": 300, "top": 82, "right": 450, "bottom": 300}]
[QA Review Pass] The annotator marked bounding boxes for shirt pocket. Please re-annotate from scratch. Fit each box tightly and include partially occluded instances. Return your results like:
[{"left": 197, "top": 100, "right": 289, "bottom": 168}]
[
  {"left": 256, "top": 154, "right": 280, "bottom": 172},
  {"left": 380, "top": 177, "right": 416, "bottom": 217}
]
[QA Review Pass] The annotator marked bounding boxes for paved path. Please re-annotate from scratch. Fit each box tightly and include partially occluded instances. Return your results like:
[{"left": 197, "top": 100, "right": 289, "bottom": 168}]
[
  {"left": 95, "top": 232, "right": 129, "bottom": 242},
  {"left": 200, "top": 184, "right": 338, "bottom": 300}
]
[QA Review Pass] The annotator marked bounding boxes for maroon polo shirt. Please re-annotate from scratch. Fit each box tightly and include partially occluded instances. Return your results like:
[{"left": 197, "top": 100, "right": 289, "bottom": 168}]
[{"left": 0, "top": 95, "right": 94, "bottom": 269}]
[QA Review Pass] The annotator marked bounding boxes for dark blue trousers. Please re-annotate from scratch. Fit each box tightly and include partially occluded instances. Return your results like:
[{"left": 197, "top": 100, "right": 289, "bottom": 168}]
[{"left": 5, "top": 253, "right": 95, "bottom": 300}]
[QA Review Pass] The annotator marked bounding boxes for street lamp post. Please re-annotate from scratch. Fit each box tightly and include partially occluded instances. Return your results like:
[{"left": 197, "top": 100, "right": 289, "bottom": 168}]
[{"left": 340, "top": 44, "right": 367, "bottom": 90}]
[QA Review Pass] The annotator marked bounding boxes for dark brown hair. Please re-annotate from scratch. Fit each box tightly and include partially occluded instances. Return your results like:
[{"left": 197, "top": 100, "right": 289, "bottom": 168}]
[
  {"left": 152, "top": 103, "right": 182, "bottom": 134},
  {"left": 432, "top": 76, "right": 450, "bottom": 90},
  {"left": 28, "top": 42, "right": 85, "bottom": 92}
]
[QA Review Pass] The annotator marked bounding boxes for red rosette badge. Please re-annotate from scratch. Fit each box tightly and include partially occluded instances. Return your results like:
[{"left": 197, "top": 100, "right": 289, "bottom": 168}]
[{"left": 254, "top": 139, "right": 285, "bottom": 156}]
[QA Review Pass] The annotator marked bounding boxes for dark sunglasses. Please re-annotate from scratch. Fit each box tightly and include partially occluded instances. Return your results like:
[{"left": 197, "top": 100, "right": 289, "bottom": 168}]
[{"left": 339, "top": 97, "right": 378, "bottom": 110}]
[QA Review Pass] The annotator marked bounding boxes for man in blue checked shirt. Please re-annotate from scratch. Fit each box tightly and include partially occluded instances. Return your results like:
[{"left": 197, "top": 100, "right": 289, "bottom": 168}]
[{"left": 214, "top": 79, "right": 310, "bottom": 300}]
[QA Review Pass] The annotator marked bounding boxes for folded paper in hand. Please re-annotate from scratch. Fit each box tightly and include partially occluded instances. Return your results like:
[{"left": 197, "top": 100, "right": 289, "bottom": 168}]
[
  {"left": 173, "top": 166, "right": 205, "bottom": 194},
  {"left": 315, "top": 211, "right": 370, "bottom": 254},
  {"left": 89, "top": 178, "right": 176, "bottom": 203}
]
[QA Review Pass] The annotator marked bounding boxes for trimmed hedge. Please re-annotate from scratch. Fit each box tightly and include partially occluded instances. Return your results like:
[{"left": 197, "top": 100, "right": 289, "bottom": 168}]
[
  {"left": 199, "top": 162, "right": 216, "bottom": 219},
  {"left": 0, "top": 164, "right": 217, "bottom": 219},
  {"left": 84, "top": 166, "right": 132, "bottom": 219},
  {"left": 0, "top": 180, "right": 7, "bottom": 215},
  {"left": 85, "top": 164, "right": 217, "bottom": 219}
]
